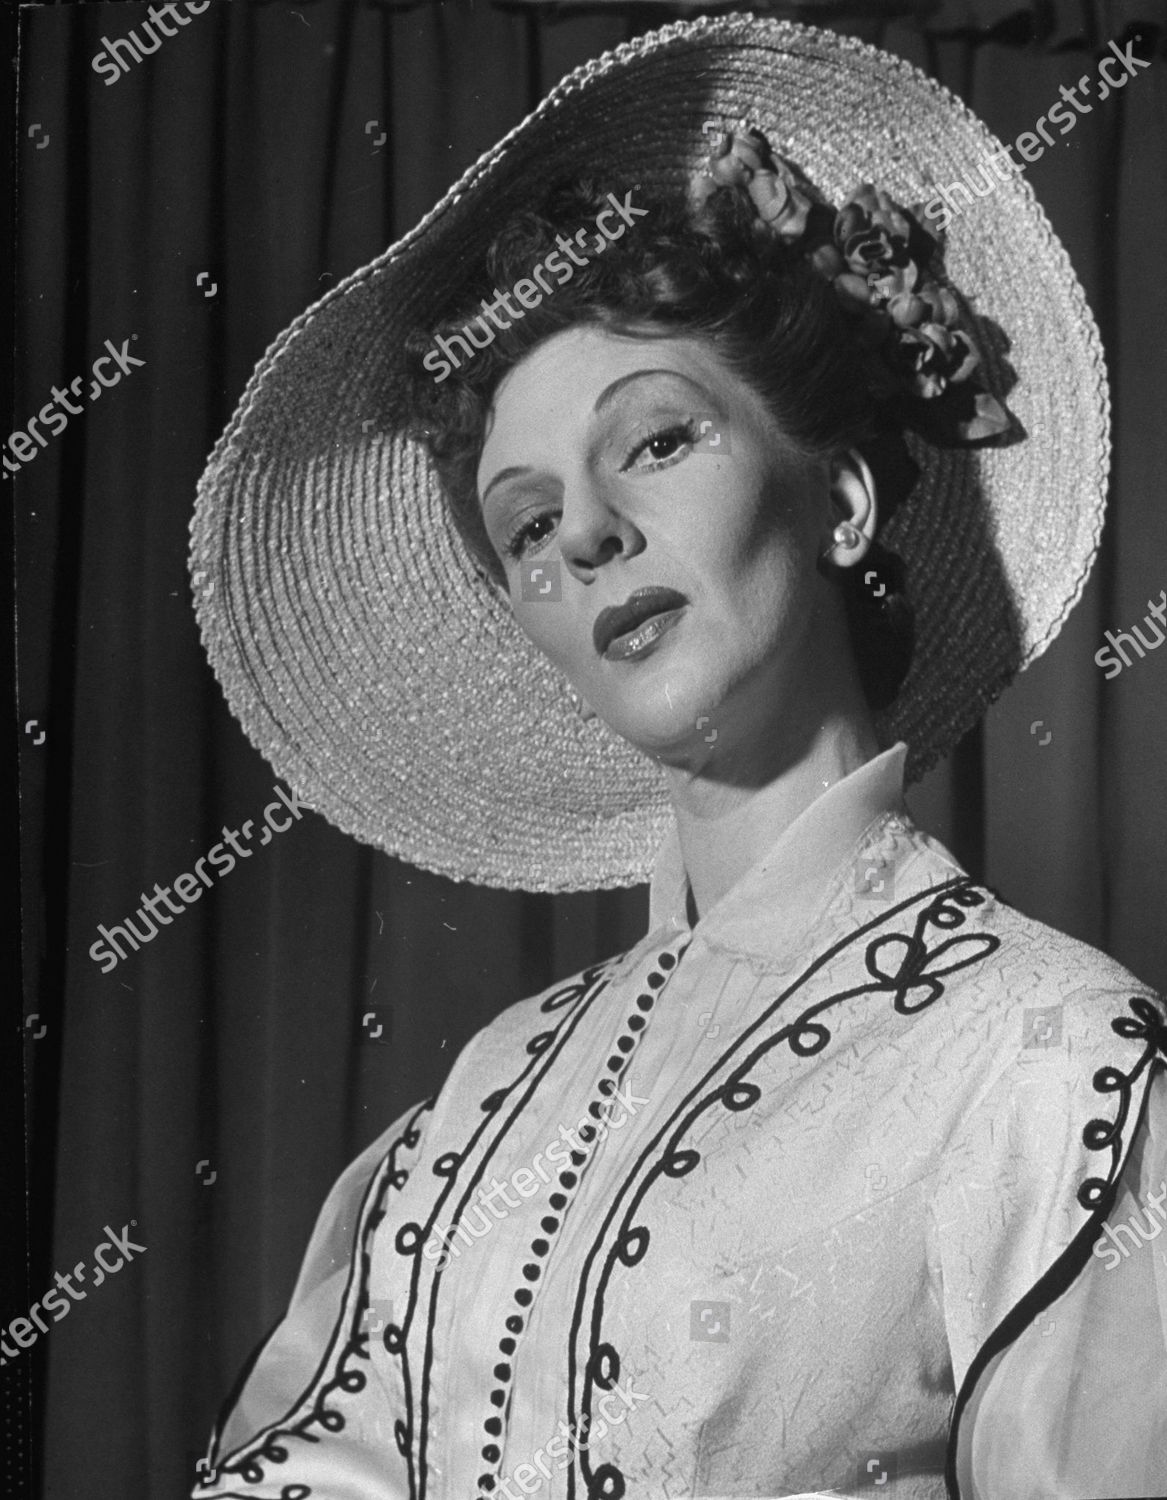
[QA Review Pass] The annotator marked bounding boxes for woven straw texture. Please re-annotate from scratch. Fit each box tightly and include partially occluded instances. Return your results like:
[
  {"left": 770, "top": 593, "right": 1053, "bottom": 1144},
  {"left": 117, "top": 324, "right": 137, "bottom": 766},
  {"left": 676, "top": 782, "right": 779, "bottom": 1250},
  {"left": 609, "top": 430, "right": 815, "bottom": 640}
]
[{"left": 189, "top": 13, "right": 1109, "bottom": 892}]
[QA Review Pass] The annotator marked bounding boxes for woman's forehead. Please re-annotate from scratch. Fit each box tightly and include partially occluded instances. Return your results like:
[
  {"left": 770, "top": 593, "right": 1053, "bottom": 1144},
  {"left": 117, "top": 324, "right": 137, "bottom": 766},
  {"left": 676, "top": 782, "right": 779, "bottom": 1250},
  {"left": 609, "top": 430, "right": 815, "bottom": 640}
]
[{"left": 480, "top": 329, "right": 740, "bottom": 459}]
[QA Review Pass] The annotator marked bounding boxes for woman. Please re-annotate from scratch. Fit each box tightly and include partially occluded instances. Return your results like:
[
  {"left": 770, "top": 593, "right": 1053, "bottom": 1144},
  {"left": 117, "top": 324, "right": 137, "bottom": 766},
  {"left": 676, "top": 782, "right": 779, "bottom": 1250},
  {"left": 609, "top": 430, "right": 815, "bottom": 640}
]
[{"left": 189, "top": 16, "right": 1166, "bottom": 1499}]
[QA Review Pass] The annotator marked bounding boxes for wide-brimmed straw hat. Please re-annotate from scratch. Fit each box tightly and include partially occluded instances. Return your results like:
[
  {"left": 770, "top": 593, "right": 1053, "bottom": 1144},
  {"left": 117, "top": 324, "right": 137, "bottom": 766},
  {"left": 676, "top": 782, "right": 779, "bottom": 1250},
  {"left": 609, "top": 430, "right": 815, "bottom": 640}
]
[{"left": 189, "top": 12, "right": 1108, "bottom": 892}]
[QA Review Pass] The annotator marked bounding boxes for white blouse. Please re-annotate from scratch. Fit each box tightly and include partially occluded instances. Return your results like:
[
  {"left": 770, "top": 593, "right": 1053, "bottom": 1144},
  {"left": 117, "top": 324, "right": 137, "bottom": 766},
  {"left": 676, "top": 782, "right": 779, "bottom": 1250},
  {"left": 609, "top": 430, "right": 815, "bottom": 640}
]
[{"left": 193, "top": 743, "right": 1167, "bottom": 1499}]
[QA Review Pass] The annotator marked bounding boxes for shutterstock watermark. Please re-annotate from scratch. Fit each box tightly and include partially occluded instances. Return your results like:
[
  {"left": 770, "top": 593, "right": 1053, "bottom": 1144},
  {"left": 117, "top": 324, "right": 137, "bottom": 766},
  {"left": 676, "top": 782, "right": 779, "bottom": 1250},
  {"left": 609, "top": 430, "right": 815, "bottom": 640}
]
[
  {"left": 3, "top": 337, "right": 146, "bottom": 479},
  {"left": 1091, "top": 1180, "right": 1167, "bottom": 1269},
  {"left": 88, "top": 783, "right": 306, "bottom": 973},
  {"left": 422, "top": 1082, "right": 646, "bottom": 1262},
  {"left": 422, "top": 191, "right": 649, "bottom": 384},
  {"left": 91, "top": 2, "right": 210, "bottom": 86},
  {"left": 491, "top": 1375, "right": 651, "bottom": 1497},
  {"left": 1094, "top": 589, "right": 1166, "bottom": 679},
  {"left": 1, "top": 1224, "right": 146, "bottom": 1364},
  {"left": 923, "top": 37, "right": 1151, "bottom": 231}
]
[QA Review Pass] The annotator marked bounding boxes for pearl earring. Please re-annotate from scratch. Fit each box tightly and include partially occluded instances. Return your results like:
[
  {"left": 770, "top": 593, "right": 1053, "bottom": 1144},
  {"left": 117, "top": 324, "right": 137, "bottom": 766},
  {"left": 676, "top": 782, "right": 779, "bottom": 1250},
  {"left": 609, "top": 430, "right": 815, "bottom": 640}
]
[{"left": 820, "top": 521, "right": 861, "bottom": 560}]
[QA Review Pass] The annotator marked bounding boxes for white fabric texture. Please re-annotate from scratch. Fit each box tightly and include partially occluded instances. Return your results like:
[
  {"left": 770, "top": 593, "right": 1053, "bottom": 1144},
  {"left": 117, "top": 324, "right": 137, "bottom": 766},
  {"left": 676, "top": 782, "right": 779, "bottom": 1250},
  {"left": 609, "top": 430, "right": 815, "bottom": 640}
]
[{"left": 194, "top": 743, "right": 1167, "bottom": 1499}]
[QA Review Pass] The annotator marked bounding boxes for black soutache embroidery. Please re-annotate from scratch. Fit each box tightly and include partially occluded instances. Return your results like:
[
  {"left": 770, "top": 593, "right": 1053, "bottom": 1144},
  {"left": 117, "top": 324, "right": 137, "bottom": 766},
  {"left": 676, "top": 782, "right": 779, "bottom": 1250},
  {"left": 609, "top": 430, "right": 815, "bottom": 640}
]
[
  {"left": 213, "top": 1489, "right": 311, "bottom": 1500},
  {"left": 944, "top": 990, "right": 1167, "bottom": 1500},
  {"left": 566, "top": 880, "right": 996, "bottom": 1500},
  {"left": 1078, "top": 994, "right": 1167, "bottom": 1209},
  {"left": 541, "top": 958, "right": 628, "bottom": 1014},
  {"left": 399, "top": 956, "right": 624, "bottom": 1498},
  {"left": 785, "top": 882, "right": 999, "bottom": 1054},
  {"left": 211, "top": 1100, "right": 433, "bottom": 1495},
  {"left": 470, "top": 948, "right": 683, "bottom": 1500},
  {"left": 476, "top": 961, "right": 626, "bottom": 1116}
]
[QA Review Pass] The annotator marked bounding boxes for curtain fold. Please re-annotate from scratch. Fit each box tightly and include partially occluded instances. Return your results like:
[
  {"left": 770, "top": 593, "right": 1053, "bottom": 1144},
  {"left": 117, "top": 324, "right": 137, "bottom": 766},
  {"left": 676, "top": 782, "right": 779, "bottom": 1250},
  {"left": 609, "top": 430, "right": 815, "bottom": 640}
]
[{"left": 13, "top": 2, "right": 1163, "bottom": 1495}]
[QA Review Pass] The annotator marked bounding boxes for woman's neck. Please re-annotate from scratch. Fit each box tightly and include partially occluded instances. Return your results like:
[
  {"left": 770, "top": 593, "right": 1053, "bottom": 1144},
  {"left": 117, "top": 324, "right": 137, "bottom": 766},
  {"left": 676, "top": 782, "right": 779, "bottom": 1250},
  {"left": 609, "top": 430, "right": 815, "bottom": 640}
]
[{"left": 663, "top": 713, "right": 881, "bottom": 924}]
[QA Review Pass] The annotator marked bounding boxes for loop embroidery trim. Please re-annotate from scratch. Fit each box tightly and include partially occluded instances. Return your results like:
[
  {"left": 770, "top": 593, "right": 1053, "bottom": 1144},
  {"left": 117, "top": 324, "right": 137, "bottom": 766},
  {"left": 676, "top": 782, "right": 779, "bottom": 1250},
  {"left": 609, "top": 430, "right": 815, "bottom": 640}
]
[
  {"left": 569, "top": 879, "right": 995, "bottom": 1499},
  {"left": 211, "top": 1098, "right": 434, "bottom": 1493},
  {"left": 1078, "top": 993, "right": 1167, "bottom": 1210}
]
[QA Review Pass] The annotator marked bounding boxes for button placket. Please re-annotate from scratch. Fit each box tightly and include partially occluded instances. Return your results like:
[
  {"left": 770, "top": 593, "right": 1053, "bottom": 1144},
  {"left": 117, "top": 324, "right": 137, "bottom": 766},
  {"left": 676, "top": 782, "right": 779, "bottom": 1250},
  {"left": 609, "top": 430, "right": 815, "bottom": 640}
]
[{"left": 473, "top": 939, "right": 688, "bottom": 1498}]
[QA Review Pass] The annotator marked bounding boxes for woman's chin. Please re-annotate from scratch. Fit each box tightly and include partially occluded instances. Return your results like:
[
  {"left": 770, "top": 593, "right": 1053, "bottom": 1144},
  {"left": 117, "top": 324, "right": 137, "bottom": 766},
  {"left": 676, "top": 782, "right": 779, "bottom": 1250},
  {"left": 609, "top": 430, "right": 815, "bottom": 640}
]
[{"left": 596, "top": 706, "right": 723, "bottom": 766}]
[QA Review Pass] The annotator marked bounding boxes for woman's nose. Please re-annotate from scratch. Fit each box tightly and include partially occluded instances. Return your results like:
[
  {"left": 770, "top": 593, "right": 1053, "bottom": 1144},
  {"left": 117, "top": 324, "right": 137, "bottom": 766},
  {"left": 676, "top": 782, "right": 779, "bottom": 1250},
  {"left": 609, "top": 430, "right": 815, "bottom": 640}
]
[{"left": 557, "top": 478, "right": 642, "bottom": 582}]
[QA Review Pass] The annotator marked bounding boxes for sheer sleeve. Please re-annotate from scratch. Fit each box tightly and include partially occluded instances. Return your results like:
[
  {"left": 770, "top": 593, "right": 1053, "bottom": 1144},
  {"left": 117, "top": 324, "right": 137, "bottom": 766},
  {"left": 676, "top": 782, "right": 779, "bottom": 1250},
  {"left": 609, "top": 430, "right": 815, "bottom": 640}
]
[
  {"left": 929, "top": 980, "right": 1167, "bottom": 1500},
  {"left": 955, "top": 1067, "right": 1167, "bottom": 1498},
  {"left": 209, "top": 1099, "right": 432, "bottom": 1463}
]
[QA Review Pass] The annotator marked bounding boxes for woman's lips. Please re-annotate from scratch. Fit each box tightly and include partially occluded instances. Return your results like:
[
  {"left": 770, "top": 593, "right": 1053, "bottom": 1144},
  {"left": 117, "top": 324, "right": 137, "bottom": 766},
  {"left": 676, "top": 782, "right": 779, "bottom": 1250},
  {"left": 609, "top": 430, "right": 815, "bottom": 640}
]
[
  {"left": 593, "top": 587, "right": 688, "bottom": 662},
  {"left": 603, "top": 608, "right": 685, "bottom": 661}
]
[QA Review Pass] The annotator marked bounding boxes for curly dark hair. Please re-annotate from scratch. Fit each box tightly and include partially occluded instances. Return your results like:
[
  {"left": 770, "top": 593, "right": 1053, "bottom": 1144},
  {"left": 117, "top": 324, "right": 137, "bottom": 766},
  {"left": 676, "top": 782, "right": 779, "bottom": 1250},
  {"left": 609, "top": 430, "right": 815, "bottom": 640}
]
[{"left": 402, "top": 177, "right": 916, "bottom": 712}]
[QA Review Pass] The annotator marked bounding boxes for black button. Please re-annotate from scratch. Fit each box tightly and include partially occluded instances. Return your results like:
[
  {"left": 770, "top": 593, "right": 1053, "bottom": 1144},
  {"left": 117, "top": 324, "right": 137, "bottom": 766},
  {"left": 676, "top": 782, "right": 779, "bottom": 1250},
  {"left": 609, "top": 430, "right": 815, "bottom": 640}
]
[
  {"left": 531, "top": 1238, "right": 549, "bottom": 1255},
  {"left": 489, "top": 1389, "right": 505, "bottom": 1408},
  {"left": 505, "top": 1315, "right": 523, "bottom": 1334},
  {"left": 499, "top": 1336, "right": 515, "bottom": 1355},
  {"left": 515, "top": 1288, "right": 533, "bottom": 1306},
  {"left": 549, "top": 1193, "right": 567, "bottom": 1210},
  {"left": 658, "top": 952, "right": 676, "bottom": 969},
  {"left": 559, "top": 1171, "right": 577, "bottom": 1188},
  {"left": 540, "top": 1216, "right": 559, "bottom": 1233},
  {"left": 616, "top": 1036, "right": 634, "bottom": 1053},
  {"left": 522, "top": 1263, "right": 541, "bottom": 1282},
  {"left": 494, "top": 1362, "right": 512, "bottom": 1381},
  {"left": 482, "top": 1445, "right": 500, "bottom": 1463},
  {"left": 636, "top": 995, "right": 654, "bottom": 1011},
  {"left": 627, "top": 1015, "right": 645, "bottom": 1031},
  {"left": 484, "top": 1416, "right": 502, "bottom": 1436}
]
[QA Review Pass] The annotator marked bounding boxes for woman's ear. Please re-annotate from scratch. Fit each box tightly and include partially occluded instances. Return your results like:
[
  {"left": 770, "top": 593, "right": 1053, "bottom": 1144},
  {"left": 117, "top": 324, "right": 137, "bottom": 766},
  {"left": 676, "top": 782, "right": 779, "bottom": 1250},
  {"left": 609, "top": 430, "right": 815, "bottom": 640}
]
[
  {"left": 822, "top": 447, "right": 876, "bottom": 561},
  {"left": 822, "top": 448, "right": 878, "bottom": 569}
]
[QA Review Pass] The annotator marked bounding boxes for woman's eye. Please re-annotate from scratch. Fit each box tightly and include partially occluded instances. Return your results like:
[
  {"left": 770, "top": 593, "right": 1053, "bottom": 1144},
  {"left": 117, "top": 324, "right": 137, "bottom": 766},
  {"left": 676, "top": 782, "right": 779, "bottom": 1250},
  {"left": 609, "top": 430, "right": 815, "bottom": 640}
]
[
  {"left": 503, "top": 509, "right": 558, "bottom": 560},
  {"left": 625, "top": 421, "right": 699, "bottom": 471}
]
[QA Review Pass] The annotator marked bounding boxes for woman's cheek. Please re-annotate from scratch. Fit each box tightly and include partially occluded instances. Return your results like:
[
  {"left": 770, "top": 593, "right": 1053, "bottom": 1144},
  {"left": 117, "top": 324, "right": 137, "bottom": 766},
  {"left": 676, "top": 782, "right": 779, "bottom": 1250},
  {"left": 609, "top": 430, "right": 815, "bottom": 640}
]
[{"left": 512, "top": 598, "right": 581, "bottom": 677}]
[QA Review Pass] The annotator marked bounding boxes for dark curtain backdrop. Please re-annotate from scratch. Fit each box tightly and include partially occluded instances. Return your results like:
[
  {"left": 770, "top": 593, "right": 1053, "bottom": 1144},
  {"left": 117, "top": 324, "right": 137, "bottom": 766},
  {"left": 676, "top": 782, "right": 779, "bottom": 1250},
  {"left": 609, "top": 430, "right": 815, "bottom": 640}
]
[{"left": 13, "top": 1, "right": 1166, "bottom": 1495}]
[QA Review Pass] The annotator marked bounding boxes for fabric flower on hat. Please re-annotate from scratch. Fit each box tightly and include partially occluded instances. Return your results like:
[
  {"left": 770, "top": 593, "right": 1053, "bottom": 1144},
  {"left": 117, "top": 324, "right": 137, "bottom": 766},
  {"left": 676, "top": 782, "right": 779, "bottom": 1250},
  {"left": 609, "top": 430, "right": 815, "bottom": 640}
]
[
  {"left": 893, "top": 321, "right": 980, "bottom": 398},
  {"left": 692, "top": 125, "right": 817, "bottom": 244},
  {"left": 690, "top": 126, "right": 1010, "bottom": 444},
  {"left": 836, "top": 184, "right": 922, "bottom": 300}
]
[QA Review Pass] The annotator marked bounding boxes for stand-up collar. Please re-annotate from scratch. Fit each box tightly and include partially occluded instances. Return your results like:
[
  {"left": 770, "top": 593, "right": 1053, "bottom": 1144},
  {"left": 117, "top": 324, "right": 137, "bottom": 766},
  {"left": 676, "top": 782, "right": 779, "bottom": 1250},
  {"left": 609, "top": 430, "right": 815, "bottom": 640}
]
[{"left": 646, "top": 742, "right": 910, "bottom": 967}]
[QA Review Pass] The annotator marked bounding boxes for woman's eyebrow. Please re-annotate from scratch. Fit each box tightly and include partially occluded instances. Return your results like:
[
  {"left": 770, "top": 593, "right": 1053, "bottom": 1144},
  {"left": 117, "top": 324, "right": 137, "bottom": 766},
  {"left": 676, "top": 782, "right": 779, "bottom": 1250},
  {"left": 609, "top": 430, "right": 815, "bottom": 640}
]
[
  {"left": 593, "top": 368, "right": 709, "bottom": 413},
  {"left": 479, "top": 465, "right": 532, "bottom": 511}
]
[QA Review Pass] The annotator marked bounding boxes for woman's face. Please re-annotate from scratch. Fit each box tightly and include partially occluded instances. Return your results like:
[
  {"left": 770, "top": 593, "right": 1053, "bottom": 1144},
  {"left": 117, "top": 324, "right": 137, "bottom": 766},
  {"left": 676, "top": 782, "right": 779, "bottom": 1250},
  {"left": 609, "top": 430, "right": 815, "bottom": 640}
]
[{"left": 476, "top": 325, "right": 861, "bottom": 770}]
